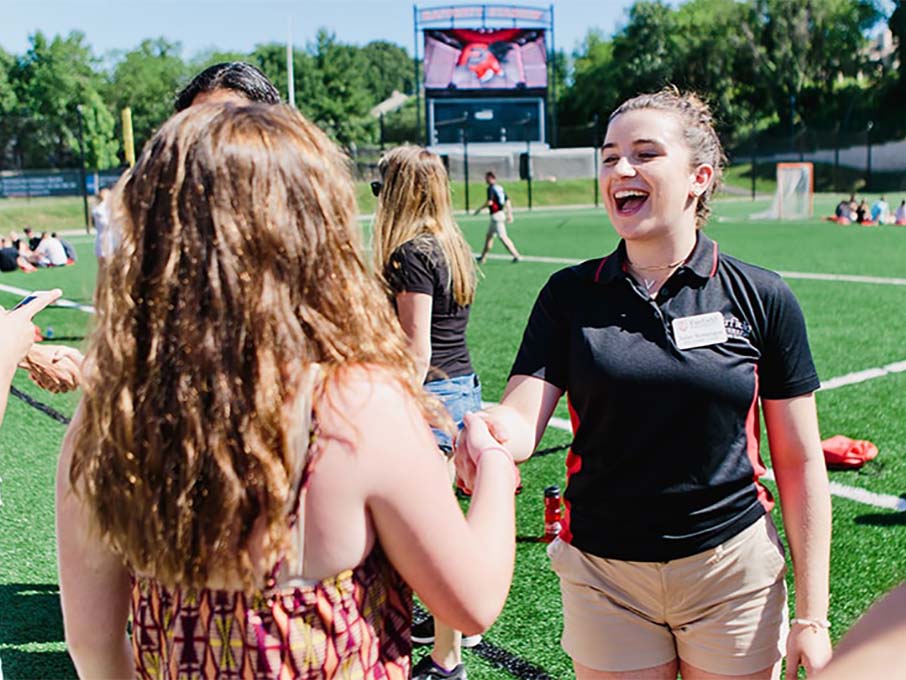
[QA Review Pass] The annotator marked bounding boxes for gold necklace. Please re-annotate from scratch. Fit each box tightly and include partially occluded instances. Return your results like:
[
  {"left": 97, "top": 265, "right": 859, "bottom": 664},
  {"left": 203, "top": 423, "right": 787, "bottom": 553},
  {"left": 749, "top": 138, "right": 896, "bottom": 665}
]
[{"left": 625, "top": 256, "right": 687, "bottom": 271}]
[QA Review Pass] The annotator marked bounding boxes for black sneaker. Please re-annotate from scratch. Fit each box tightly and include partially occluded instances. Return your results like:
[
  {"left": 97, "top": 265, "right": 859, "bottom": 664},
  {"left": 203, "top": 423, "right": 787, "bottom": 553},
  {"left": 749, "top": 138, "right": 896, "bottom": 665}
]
[
  {"left": 411, "top": 655, "right": 467, "bottom": 680},
  {"left": 411, "top": 616, "right": 483, "bottom": 648}
]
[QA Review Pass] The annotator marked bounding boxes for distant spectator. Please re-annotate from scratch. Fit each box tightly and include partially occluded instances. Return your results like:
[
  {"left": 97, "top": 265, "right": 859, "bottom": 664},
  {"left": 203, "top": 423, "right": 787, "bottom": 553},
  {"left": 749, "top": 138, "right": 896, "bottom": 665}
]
[
  {"left": 23, "top": 227, "right": 41, "bottom": 252},
  {"left": 855, "top": 199, "right": 869, "bottom": 224},
  {"left": 0, "top": 243, "right": 35, "bottom": 273},
  {"left": 870, "top": 196, "right": 890, "bottom": 223},
  {"left": 92, "top": 187, "right": 112, "bottom": 259},
  {"left": 896, "top": 200, "right": 906, "bottom": 226},
  {"left": 51, "top": 232, "right": 77, "bottom": 263},
  {"left": 834, "top": 199, "right": 849, "bottom": 220},
  {"left": 174, "top": 62, "right": 281, "bottom": 111},
  {"left": 30, "top": 232, "right": 68, "bottom": 267}
]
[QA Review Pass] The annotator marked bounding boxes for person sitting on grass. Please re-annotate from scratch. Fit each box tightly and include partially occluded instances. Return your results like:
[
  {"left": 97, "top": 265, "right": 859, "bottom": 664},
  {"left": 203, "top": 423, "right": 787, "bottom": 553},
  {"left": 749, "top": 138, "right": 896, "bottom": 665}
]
[
  {"left": 29, "top": 232, "right": 68, "bottom": 267},
  {"left": 22, "top": 227, "right": 41, "bottom": 252},
  {"left": 56, "top": 103, "right": 518, "bottom": 679},
  {"left": 870, "top": 196, "right": 890, "bottom": 224},
  {"left": 0, "top": 238, "right": 36, "bottom": 273},
  {"left": 831, "top": 198, "right": 851, "bottom": 224},
  {"left": 855, "top": 198, "right": 871, "bottom": 224},
  {"left": 895, "top": 199, "right": 906, "bottom": 226}
]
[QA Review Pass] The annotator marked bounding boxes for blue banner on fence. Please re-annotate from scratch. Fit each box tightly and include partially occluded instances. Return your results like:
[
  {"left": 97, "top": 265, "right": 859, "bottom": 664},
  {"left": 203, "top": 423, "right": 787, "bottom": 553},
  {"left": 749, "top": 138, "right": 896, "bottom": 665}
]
[{"left": 0, "top": 169, "right": 126, "bottom": 198}]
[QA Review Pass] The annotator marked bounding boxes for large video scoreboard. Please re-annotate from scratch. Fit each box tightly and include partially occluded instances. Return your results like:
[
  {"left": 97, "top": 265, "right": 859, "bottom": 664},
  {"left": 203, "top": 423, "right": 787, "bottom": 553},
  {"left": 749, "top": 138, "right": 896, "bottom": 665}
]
[{"left": 415, "top": 5, "right": 555, "bottom": 145}]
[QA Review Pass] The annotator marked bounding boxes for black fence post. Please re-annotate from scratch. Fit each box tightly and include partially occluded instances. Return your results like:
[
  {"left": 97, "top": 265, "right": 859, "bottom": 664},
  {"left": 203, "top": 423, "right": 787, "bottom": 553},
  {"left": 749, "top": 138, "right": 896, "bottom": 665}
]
[
  {"left": 866, "top": 121, "right": 874, "bottom": 192},
  {"left": 750, "top": 140, "right": 757, "bottom": 201},
  {"left": 525, "top": 120, "right": 532, "bottom": 210},
  {"left": 833, "top": 124, "right": 840, "bottom": 193},
  {"left": 460, "top": 127, "right": 470, "bottom": 213},
  {"left": 592, "top": 113, "right": 600, "bottom": 207},
  {"left": 75, "top": 104, "right": 90, "bottom": 233}
]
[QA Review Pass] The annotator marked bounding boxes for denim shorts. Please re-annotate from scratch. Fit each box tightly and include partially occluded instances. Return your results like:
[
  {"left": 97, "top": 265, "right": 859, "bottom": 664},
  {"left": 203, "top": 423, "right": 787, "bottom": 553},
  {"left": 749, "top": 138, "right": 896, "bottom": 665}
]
[{"left": 424, "top": 373, "right": 482, "bottom": 453}]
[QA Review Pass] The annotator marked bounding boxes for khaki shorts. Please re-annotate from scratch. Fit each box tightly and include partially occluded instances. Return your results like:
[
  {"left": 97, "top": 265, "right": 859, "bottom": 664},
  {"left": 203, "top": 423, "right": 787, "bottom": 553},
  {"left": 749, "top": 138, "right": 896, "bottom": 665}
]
[
  {"left": 548, "top": 515, "right": 788, "bottom": 675},
  {"left": 486, "top": 211, "right": 508, "bottom": 239}
]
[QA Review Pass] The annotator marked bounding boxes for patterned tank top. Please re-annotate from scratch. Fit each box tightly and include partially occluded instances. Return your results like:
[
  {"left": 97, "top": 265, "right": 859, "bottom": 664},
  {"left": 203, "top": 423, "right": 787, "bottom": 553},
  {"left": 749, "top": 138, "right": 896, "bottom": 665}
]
[
  {"left": 129, "top": 413, "right": 412, "bottom": 679},
  {"left": 130, "top": 546, "right": 411, "bottom": 679}
]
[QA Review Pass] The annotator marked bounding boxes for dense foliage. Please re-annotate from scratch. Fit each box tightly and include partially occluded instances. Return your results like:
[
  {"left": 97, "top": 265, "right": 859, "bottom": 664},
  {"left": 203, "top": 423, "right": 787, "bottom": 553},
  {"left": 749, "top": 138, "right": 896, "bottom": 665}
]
[{"left": 0, "top": 0, "right": 898, "bottom": 169}]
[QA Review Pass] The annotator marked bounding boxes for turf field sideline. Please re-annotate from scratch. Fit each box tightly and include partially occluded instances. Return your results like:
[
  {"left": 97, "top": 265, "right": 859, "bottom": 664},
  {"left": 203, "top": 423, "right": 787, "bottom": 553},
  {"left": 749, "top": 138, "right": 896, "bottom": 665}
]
[{"left": 2, "top": 199, "right": 906, "bottom": 678}]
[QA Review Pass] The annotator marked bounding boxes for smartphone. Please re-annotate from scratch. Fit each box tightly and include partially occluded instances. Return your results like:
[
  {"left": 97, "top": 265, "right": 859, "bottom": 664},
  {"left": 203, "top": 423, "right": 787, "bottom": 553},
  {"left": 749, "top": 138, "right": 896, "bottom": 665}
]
[{"left": 12, "top": 294, "right": 37, "bottom": 310}]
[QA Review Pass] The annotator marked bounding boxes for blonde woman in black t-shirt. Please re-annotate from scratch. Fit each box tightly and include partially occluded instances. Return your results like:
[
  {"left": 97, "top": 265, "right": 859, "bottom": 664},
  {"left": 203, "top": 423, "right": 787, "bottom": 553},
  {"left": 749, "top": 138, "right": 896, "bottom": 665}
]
[{"left": 372, "top": 146, "right": 482, "bottom": 680}]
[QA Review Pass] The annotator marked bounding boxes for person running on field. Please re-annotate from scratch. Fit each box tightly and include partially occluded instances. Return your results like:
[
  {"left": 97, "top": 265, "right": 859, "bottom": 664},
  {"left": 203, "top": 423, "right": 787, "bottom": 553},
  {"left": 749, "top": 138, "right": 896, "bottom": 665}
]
[{"left": 476, "top": 171, "right": 520, "bottom": 264}]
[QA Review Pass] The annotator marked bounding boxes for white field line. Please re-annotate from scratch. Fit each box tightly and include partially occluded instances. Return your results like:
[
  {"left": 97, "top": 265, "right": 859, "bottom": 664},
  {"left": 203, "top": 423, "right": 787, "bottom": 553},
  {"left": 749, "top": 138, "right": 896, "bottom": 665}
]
[
  {"left": 0, "top": 282, "right": 95, "bottom": 314},
  {"left": 479, "top": 253, "right": 906, "bottom": 286},
  {"left": 484, "top": 357, "right": 906, "bottom": 513},
  {"left": 4, "top": 271, "right": 904, "bottom": 511}
]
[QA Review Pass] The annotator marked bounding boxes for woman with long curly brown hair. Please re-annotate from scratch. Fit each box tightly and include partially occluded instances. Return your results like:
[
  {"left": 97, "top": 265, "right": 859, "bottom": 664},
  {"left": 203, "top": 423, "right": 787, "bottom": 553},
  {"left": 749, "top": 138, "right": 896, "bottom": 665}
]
[{"left": 55, "top": 103, "right": 518, "bottom": 679}]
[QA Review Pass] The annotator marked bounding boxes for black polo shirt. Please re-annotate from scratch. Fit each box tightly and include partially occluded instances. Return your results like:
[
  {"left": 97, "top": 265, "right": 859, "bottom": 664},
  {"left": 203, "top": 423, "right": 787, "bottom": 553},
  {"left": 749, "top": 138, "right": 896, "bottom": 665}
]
[{"left": 510, "top": 232, "right": 819, "bottom": 562}]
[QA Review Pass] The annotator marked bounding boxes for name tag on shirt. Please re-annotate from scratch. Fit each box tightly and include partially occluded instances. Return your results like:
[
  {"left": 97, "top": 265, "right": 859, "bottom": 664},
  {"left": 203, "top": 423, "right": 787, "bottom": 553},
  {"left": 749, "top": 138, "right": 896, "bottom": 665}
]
[{"left": 672, "top": 312, "right": 728, "bottom": 350}]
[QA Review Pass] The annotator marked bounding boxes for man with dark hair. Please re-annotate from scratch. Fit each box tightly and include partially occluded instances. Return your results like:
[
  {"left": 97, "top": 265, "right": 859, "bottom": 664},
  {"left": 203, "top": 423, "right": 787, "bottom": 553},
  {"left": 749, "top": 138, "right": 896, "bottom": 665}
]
[
  {"left": 475, "top": 171, "right": 521, "bottom": 264},
  {"left": 174, "top": 62, "right": 281, "bottom": 111},
  {"left": 22, "top": 227, "right": 40, "bottom": 252}
]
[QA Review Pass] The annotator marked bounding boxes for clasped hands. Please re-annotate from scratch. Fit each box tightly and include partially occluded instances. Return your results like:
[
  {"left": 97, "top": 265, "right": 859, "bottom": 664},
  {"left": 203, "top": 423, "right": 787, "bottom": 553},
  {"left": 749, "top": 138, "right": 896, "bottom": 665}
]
[
  {"left": 20, "top": 344, "right": 84, "bottom": 393},
  {"left": 453, "top": 411, "right": 520, "bottom": 494}
]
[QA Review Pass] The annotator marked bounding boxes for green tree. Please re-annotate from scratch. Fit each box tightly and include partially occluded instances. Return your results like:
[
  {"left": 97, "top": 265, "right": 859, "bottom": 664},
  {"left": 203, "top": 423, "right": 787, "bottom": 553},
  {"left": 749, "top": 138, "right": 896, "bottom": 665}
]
[
  {"left": 108, "top": 38, "right": 186, "bottom": 156},
  {"left": 611, "top": 1, "right": 680, "bottom": 97},
  {"left": 11, "top": 31, "right": 118, "bottom": 169},
  {"left": 359, "top": 40, "right": 415, "bottom": 102},
  {"left": 740, "top": 0, "right": 883, "bottom": 129},
  {"left": 558, "top": 30, "right": 619, "bottom": 128},
  {"left": 890, "top": 0, "right": 906, "bottom": 86},
  {"left": 0, "top": 47, "right": 19, "bottom": 169},
  {"left": 302, "top": 30, "right": 376, "bottom": 147}
]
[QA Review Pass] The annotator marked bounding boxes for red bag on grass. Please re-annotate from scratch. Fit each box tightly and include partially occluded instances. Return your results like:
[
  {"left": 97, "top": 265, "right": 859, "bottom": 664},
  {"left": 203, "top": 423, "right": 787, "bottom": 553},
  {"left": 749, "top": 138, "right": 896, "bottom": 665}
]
[{"left": 822, "top": 435, "right": 878, "bottom": 469}]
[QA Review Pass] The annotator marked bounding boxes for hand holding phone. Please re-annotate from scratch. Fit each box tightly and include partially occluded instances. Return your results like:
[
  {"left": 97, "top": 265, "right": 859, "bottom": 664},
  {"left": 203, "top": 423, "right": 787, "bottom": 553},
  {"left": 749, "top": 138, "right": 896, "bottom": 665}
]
[{"left": 2, "top": 289, "right": 62, "bottom": 369}]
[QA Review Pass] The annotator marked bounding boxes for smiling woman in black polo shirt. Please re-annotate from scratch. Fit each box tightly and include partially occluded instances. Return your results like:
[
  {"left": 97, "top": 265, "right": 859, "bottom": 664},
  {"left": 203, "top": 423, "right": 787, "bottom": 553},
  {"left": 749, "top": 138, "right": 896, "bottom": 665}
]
[{"left": 458, "top": 88, "right": 833, "bottom": 680}]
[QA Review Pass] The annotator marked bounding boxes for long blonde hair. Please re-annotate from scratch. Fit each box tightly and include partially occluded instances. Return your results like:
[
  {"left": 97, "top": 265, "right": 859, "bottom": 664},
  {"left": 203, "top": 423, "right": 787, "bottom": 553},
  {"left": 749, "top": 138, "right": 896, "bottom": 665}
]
[
  {"left": 372, "top": 146, "right": 477, "bottom": 306},
  {"left": 70, "top": 104, "right": 444, "bottom": 590}
]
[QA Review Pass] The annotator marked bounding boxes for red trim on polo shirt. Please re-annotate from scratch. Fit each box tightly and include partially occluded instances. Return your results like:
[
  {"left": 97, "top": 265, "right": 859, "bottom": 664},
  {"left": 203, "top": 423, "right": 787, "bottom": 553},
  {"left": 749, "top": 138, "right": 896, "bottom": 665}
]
[
  {"left": 745, "top": 365, "right": 774, "bottom": 512},
  {"left": 709, "top": 240, "right": 719, "bottom": 277},
  {"left": 593, "top": 257, "right": 608, "bottom": 283},
  {"left": 561, "top": 397, "right": 584, "bottom": 543}
]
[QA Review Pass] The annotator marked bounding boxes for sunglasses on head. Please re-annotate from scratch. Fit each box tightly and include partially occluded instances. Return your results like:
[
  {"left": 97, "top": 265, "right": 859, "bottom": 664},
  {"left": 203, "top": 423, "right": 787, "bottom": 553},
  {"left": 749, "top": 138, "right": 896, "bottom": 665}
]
[{"left": 370, "top": 180, "right": 383, "bottom": 197}]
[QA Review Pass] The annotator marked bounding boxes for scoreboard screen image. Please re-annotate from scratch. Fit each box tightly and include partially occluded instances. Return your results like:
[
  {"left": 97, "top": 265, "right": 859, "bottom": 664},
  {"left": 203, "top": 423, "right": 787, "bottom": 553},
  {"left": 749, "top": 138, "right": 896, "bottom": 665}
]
[{"left": 424, "top": 28, "right": 547, "bottom": 91}]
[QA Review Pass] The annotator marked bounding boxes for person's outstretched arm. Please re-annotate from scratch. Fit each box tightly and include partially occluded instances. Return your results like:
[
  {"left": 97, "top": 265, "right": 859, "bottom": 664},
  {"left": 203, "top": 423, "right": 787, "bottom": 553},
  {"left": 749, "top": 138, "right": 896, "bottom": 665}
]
[
  {"left": 764, "top": 394, "right": 833, "bottom": 679},
  {"left": 56, "top": 403, "right": 134, "bottom": 678},
  {"left": 0, "top": 289, "right": 61, "bottom": 426},
  {"left": 812, "top": 584, "right": 906, "bottom": 679},
  {"left": 322, "top": 368, "right": 519, "bottom": 634},
  {"left": 479, "top": 375, "right": 563, "bottom": 463}
]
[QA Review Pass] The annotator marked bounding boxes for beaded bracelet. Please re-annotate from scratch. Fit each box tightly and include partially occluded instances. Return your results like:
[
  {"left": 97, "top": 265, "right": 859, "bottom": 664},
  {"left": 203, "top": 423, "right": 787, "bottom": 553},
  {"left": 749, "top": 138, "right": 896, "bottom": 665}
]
[{"left": 791, "top": 618, "right": 831, "bottom": 630}]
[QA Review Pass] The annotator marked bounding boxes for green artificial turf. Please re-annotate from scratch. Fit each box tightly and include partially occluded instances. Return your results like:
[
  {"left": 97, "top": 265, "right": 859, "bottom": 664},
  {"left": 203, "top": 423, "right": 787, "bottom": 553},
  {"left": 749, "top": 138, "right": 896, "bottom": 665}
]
[{"left": 2, "top": 203, "right": 906, "bottom": 679}]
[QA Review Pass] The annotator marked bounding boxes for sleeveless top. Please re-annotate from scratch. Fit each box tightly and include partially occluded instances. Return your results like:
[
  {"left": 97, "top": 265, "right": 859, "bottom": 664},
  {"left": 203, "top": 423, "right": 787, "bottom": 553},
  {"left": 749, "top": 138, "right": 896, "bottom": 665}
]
[{"left": 129, "top": 421, "right": 412, "bottom": 679}]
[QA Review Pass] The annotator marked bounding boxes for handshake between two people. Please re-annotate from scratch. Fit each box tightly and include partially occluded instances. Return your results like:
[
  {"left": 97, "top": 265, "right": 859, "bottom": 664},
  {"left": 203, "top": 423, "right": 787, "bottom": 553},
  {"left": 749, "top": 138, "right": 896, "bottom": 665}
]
[
  {"left": 453, "top": 410, "right": 521, "bottom": 495},
  {"left": 20, "top": 343, "right": 84, "bottom": 393}
]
